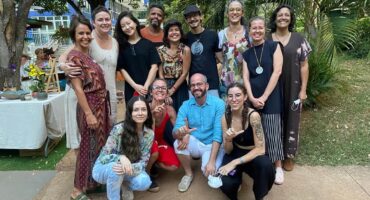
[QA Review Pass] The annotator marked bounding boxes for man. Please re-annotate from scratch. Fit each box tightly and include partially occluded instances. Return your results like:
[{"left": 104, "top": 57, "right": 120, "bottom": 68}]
[
  {"left": 184, "top": 5, "right": 223, "bottom": 97},
  {"left": 140, "top": 3, "right": 165, "bottom": 47},
  {"left": 173, "top": 73, "right": 225, "bottom": 192}
]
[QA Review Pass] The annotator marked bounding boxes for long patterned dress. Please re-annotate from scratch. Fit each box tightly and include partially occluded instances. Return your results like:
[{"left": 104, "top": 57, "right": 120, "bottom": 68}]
[
  {"left": 157, "top": 43, "right": 189, "bottom": 112},
  {"left": 218, "top": 28, "right": 251, "bottom": 98},
  {"left": 67, "top": 50, "right": 111, "bottom": 190},
  {"left": 268, "top": 32, "right": 312, "bottom": 158}
]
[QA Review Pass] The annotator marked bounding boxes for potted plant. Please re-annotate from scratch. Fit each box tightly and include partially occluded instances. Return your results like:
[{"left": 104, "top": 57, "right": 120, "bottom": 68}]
[{"left": 26, "top": 63, "right": 48, "bottom": 100}]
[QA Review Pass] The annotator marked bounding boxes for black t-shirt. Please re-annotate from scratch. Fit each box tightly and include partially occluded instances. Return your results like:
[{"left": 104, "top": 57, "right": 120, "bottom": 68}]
[
  {"left": 186, "top": 29, "right": 222, "bottom": 90},
  {"left": 117, "top": 38, "right": 161, "bottom": 102}
]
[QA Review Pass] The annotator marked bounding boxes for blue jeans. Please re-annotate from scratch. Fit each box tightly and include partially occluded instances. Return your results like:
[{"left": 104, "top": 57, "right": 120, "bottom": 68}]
[{"left": 92, "top": 160, "right": 151, "bottom": 200}]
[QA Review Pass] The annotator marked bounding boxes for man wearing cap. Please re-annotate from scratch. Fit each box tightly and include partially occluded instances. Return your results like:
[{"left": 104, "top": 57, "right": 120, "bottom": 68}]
[
  {"left": 183, "top": 5, "right": 223, "bottom": 97},
  {"left": 140, "top": 3, "right": 165, "bottom": 47}
]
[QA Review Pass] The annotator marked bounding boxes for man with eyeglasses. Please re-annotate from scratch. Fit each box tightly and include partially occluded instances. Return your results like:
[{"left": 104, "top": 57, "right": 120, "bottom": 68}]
[
  {"left": 183, "top": 5, "right": 223, "bottom": 97},
  {"left": 172, "top": 73, "right": 225, "bottom": 192}
]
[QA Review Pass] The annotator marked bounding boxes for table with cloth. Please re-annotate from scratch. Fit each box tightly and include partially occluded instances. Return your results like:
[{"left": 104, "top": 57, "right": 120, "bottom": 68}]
[{"left": 0, "top": 92, "right": 66, "bottom": 156}]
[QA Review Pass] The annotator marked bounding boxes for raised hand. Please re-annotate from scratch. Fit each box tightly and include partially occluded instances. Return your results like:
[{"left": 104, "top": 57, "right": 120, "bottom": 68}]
[
  {"left": 224, "top": 128, "right": 244, "bottom": 142},
  {"left": 177, "top": 118, "right": 197, "bottom": 138}
]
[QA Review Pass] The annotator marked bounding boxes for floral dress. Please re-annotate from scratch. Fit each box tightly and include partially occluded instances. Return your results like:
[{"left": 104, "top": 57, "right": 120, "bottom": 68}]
[
  {"left": 67, "top": 50, "right": 111, "bottom": 190},
  {"left": 157, "top": 43, "right": 189, "bottom": 111},
  {"left": 218, "top": 28, "right": 251, "bottom": 97}
]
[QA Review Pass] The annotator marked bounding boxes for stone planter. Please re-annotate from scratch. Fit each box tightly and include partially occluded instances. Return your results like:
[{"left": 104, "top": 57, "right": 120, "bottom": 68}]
[{"left": 36, "top": 92, "right": 48, "bottom": 100}]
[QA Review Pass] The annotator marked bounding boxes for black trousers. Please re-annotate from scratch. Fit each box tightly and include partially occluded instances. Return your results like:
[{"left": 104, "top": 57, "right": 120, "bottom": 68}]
[{"left": 220, "top": 152, "right": 275, "bottom": 200}]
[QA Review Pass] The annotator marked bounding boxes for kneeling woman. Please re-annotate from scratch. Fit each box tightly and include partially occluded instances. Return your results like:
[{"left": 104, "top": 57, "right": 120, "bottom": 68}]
[
  {"left": 93, "top": 96, "right": 154, "bottom": 200},
  {"left": 218, "top": 83, "right": 275, "bottom": 200}
]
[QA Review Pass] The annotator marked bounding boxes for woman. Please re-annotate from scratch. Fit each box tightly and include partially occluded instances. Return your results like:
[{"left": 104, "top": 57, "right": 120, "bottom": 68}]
[
  {"left": 219, "top": 0, "right": 251, "bottom": 98},
  {"left": 66, "top": 15, "right": 110, "bottom": 200},
  {"left": 60, "top": 6, "right": 119, "bottom": 150},
  {"left": 268, "top": 4, "right": 312, "bottom": 171},
  {"left": 242, "top": 17, "right": 285, "bottom": 184},
  {"left": 158, "top": 19, "right": 190, "bottom": 112},
  {"left": 34, "top": 48, "right": 48, "bottom": 69},
  {"left": 218, "top": 83, "right": 275, "bottom": 200},
  {"left": 146, "top": 79, "right": 179, "bottom": 192},
  {"left": 92, "top": 96, "right": 154, "bottom": 200},
  {"left": 115, "top": 11, "right": 161, "bottom": 103}
]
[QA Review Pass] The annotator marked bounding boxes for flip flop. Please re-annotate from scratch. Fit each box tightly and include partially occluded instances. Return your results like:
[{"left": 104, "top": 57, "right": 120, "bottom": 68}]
[{"left": 70, "top": 192, "right": 90, "bottom": 200}]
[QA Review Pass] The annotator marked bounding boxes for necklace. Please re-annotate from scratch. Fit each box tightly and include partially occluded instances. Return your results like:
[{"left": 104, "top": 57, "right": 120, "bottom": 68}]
[
  {"left": 253, "top": 42, "right": 265, "bottom": 74},
  {"left": 229, "top": 27, "right": 243, "bottom": 40},
  {"left": 275, "top": 32, "right": 291, "bottom": 45}
]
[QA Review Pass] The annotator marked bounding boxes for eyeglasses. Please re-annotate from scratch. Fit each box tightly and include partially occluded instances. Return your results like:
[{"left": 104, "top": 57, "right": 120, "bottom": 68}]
[
  {"left": 190, "top": 82, "right": 205, "bottom": 89},
  {"left": 152, "top": 85, "right": 167, "bottom": 91}
]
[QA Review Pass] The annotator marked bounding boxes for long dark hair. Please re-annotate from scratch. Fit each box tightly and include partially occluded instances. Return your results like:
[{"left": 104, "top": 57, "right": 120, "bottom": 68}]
[
  {"left": 121, "top": 96, "right": 153, "bottom": 162},
  {"left": 163, "top": 19, "right": 186, "bottom": 47},
  {"left": 114, "top": 11, "right": 142, "bottom": 47},
  {"left": 269, "top": 4, "right": 296, "bottom": 33},
  {"left": 225, "top": 83, "right": 250, "bottom": 130}
]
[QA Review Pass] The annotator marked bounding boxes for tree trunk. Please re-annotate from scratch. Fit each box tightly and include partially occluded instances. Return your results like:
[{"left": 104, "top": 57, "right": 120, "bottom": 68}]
[
  {"left": 87, "top": 0, "right": 106, "bottom": 15},
  {"left": 0, "top": 0, "right": 34, "bottom": 90}
]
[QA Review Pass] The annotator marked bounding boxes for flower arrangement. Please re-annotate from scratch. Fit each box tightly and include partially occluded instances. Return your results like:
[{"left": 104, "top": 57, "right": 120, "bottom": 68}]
[{"left": 25, "top": 63, "right": 46, "bottom": 92}]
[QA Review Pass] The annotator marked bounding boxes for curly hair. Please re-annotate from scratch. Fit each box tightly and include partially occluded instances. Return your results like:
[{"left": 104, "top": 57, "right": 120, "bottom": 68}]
[
  {"left": 163, "top": 19, "right": 186, "bottom": 47},
  {"left": 225, "top": 83, "right": 250, "bottom": 130},
  {"left": 121, "top": 96, "right": 153, "bottom": 162},
  {"left": 114, "top": 11, "right": 142, "bottom": 47},
  {"left": 269, "top": 4, "right": 296, "bottom": 33}
]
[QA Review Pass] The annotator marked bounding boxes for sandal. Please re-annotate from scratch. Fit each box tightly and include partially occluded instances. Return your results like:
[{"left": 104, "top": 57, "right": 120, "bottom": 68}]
[{"left": 70, "top": 192, "right": 90, "bottom": 200}]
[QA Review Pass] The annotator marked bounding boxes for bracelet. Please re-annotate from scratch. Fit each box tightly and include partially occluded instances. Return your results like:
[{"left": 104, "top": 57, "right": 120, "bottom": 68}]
[
  {"left": 172, "top": 85, "right": 177, "bottom": 91},
  {"left": 239, "top": 157, "right": 245, "bottom": 164}
]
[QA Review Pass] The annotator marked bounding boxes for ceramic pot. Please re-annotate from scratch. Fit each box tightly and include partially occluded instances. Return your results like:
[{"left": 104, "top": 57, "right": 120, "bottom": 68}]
[
  {"left": 31, "top": 91, "right": 38, "bottom": 98},
  {"left": 36, "top": 92, "right": 48, "bottom": 100}
]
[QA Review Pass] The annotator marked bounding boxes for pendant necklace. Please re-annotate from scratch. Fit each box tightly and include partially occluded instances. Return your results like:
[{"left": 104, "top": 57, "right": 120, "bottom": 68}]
[{"left": 253, "top": 42, "right": 264, "bottom": 74}]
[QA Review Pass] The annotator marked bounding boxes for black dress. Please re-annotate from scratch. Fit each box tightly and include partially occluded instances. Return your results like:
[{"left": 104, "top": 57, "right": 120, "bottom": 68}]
[
  {"left": 116, "top": 38, "right": 161, "bottom": 103},
  {"left": 267, "top": 33, "right": 312, "bottom": 158},
  {"left": 242, "top": 40, "right": 284, "bottom": 162}
]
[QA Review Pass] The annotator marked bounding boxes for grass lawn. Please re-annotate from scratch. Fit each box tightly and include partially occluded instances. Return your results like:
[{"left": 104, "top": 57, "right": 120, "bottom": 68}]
[
  {"left": 296, "top": 55, "right": 370, "bottom": 166},
  {"left": 0, "top": 136, "right": 68, "bottom": 171}
]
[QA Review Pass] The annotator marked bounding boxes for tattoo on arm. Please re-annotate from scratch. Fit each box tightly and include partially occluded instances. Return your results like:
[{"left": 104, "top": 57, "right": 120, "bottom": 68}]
[{"left": 250, "top": 115, "right": 264, "bottom": 147}]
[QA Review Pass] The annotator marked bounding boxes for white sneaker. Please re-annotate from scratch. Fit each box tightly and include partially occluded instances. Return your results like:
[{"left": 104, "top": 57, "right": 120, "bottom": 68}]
[
  {"left": 275, "top": 167, "right": 284, "bottom": 185},
  {"left": 178, "top": 175, "right": 193, "bottom": 192},
  {"left": 122, "top": 183, "right": 134, "bottom": 200}
]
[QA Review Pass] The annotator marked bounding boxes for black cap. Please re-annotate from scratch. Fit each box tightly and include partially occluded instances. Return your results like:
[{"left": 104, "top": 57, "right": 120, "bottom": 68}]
[{"left": 183, "top": 5, "right": 201, "bottom": 17}]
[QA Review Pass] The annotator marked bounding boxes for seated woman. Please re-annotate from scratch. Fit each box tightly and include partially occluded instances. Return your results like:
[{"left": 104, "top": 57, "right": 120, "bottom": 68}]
[
  {"left": 146, "top": 79, "right": 180, "bottom": 192},
  {"left": 218, "top": 83, "right": 275, "bottom": 200},
  {"left": 92, "top": 96, "right": 154, "bottom": 200}
]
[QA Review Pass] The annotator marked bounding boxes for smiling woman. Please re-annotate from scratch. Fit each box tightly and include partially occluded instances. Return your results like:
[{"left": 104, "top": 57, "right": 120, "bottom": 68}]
[
  {"left": 219, "top": 0, "right": 251, "bottom": 98},
  {"left": 242, "top": 16, "right": 285, "bottom": 185},
  {"left": 66, "top": 15, "right": 111, "bottom": 200},
  {"left": 115, "top": 11, "right": 161, "bottom": 103}
]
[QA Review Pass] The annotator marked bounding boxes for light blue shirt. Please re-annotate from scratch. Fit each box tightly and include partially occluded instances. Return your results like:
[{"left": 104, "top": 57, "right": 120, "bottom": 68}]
[{"left": 174, "top": 95, "right": 225, "bottom": 144}]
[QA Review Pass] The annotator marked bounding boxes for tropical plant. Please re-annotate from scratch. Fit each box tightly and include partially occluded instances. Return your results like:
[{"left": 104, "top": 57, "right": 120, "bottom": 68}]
[{"left": 161, "top": 0, "right": 367, "bottom": 106}]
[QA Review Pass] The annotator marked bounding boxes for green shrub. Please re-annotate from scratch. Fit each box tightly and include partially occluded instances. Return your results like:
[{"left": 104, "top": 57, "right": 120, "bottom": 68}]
[
  {"left": 306, "top": 49, "right": 340, "bottom": 107},
  {"left": 348, "top": 17, "right": 370, "bottom": 58}
]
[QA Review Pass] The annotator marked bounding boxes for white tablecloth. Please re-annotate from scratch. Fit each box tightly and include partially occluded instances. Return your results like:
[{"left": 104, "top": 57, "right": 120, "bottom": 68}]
[{"left": 0, "top": 92, "right": 65, "bottom": 149}]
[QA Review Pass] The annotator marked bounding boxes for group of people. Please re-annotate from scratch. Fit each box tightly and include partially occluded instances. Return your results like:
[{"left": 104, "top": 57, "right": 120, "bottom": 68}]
[{"left": 59, "top": 1, "right": 311, "bottom": 200}]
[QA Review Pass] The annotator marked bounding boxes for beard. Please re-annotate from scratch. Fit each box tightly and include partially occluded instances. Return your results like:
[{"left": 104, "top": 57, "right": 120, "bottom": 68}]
[
  {"left": 192, "top": 88, "right": 206, "bottom": 99},
  {"left": 150, "top": 19, "right": 160, "bottom": 28}
]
